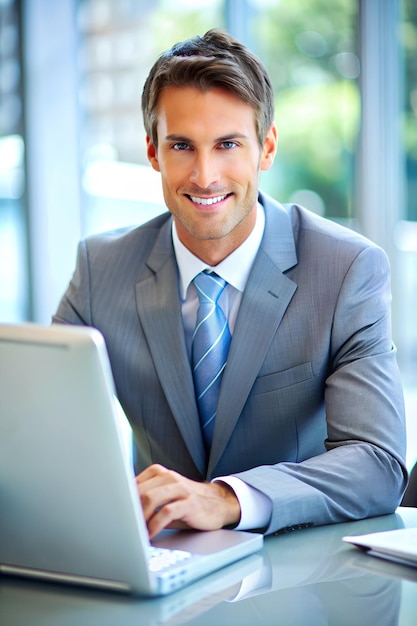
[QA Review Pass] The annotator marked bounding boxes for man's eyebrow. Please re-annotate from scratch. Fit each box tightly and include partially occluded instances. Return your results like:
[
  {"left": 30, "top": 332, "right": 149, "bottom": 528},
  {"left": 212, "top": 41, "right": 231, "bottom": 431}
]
[
  {"left": 215, "top": 133, "right": 249, "bottom": 142},
  {"left": 163, "top": 133, "right": 249, "bottom": 143},
  {"left": 164, "top": 134, "right": 191, "bottom": 142}
]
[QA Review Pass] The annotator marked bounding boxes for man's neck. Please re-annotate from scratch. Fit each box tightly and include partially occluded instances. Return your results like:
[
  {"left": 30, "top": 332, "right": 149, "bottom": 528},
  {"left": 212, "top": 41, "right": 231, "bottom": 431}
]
[{"left": 174, "top": 209, "right": 258, "bottom": 267}]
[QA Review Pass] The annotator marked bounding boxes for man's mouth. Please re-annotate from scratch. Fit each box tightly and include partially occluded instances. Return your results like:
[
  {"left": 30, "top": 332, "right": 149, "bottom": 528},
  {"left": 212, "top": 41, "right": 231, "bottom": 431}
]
[{"left": 187, "top": 194, "right": 230, "bottom": 206}]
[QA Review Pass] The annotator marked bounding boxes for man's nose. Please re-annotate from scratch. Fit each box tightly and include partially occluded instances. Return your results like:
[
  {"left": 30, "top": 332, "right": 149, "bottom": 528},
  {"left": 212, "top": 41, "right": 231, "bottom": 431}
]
[{"left": 189, "top": 152, "right": 219, "bottom": 189}]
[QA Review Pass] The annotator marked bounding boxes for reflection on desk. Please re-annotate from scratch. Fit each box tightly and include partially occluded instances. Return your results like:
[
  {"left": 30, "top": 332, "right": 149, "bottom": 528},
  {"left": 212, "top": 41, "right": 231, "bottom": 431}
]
[{"left": 1, "top": 507, "right": 417, "bottom": 626}]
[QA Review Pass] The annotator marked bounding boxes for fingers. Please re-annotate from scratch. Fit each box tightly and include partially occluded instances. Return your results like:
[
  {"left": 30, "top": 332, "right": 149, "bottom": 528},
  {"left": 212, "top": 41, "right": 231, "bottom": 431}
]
[
  {"left": 135, "top": 464, "right": 241, "bottom": 538},
  {"left": 144, "top": 496, "right": 190, "bottom": 539},
  {"left": 135, "top": 465, "right": 190, "bottom": 537},
  {"left": 135, "top": 463, "right": 168, "bottom": 485}
]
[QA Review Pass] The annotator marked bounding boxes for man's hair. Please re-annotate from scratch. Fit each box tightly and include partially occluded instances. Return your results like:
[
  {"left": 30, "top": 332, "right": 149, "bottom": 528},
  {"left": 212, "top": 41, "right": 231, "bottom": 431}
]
[{"left": 142, "top": 29, "right": 274, "bottom": 148}]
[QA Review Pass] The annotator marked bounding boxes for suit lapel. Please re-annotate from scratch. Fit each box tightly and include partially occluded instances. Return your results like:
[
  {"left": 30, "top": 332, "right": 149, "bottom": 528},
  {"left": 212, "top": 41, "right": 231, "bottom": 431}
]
[
  {"left": 207, "top": 195, "right": 298, "bottom": 476},
  {"left": 134, "top": 219, "right": 206, "bottom": 476}
]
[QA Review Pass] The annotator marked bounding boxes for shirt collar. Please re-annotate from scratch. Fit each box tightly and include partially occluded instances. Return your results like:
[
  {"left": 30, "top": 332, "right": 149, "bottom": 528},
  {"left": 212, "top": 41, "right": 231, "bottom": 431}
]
[{"left": 173, "top": 203, "right": 265, "bottom": 299}]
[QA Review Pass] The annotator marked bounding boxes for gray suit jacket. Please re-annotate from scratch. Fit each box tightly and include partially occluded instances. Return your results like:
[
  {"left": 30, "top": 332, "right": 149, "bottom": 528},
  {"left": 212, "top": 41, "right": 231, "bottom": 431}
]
[{"left": 53, "top": 192, "right": 407, "bottom": 534}]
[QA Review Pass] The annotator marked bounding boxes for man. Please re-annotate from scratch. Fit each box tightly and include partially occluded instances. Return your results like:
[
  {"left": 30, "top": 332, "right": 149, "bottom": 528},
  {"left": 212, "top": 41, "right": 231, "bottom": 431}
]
[{"left": 53, "top": 29, "right": 407, "bottom": 538}]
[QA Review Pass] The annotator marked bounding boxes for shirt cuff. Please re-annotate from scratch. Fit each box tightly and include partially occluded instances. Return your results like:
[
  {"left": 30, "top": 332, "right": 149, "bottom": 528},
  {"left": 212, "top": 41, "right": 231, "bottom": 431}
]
[{"left": 213, "top": 476, "right": 272, "bottom": 531}]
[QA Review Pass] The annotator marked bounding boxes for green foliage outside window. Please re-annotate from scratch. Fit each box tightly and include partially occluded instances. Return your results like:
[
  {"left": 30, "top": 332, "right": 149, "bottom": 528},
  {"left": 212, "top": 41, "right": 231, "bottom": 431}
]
[{"left": 251, "top": 0, "right": 359, "bottom": 220}]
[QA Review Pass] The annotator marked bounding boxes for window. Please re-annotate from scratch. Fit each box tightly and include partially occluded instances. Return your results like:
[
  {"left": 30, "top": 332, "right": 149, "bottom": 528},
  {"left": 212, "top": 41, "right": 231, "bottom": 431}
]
[
  {"left": 0, "top": 0, "right": 29, "bottom": 321},
  {"left": 77, "top": 0, "right": 224, "bottom": 235},
  {"left": 403, "top": 0, "right": 417, "bottom": 221},
  {"left": 250, "top": 0, "right": 359, "bottom": 223}
]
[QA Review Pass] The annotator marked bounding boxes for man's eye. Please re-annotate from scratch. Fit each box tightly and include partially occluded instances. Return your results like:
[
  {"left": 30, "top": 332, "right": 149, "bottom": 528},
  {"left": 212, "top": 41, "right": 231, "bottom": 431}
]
[
  {"left": 220, "top": 141, "right": 237, "bottom": 149},
  {"left": 173, "top": 143, "right": 190, "bottom": 151}
]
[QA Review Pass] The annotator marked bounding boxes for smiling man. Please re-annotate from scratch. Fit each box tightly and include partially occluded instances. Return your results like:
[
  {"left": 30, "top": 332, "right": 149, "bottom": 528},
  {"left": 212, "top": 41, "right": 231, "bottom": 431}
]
[{"left": 54, "top": 29, "right": 407, "bottom": 538}]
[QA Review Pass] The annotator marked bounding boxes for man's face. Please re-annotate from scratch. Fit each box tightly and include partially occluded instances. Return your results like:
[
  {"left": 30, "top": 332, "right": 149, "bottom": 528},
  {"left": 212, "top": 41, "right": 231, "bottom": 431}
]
[{"left": 147, "top": 86, "right": 277, "bottom": 264}]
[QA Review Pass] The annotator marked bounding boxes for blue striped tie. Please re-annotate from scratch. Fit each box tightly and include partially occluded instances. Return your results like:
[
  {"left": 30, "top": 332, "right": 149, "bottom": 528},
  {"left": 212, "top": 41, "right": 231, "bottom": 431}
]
[{"left": 192, "top": 271, "right": 232, "bottom": 448}]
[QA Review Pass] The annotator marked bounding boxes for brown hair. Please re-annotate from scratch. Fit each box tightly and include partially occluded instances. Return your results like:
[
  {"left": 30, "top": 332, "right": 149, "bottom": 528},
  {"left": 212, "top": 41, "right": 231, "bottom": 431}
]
[{"left": 142, "top": 29, "right": 274, "bottom": 148}]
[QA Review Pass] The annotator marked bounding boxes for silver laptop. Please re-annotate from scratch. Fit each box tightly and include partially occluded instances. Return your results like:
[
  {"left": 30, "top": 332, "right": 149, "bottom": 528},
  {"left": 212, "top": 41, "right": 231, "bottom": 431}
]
[{"left": 0, "top": 323, "right": 262, "bottom": 596}]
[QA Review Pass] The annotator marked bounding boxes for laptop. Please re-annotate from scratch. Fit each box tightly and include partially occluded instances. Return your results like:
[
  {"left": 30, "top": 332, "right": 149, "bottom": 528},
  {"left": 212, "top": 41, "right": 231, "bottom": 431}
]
[
  {"left": 343, "top": 528, "right": 417, "bottom": 568},
  {"left": 0, "top": 323, "right": 263, "bottom": 596}
]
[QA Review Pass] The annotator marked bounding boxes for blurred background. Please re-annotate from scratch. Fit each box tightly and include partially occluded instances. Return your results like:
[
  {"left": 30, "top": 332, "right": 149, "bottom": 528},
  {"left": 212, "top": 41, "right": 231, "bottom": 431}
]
[{"left": 0, "top": 0, "right": 416, "bottom": 470}]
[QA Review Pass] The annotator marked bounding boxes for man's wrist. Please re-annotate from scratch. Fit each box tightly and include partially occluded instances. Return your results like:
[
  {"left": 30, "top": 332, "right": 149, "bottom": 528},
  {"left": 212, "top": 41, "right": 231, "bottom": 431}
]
[
  {"left": 213, "top": 480, "right": 242, "bottom": 528},
  {"left": 213, "top": 476, "right": 272, "bottom": 531}
]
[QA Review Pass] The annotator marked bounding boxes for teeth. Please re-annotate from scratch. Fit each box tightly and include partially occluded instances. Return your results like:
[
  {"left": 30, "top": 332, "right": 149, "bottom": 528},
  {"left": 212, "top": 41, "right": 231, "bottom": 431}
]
[{"left": 190, "top": 195, "right": 227, "bottom": 206}]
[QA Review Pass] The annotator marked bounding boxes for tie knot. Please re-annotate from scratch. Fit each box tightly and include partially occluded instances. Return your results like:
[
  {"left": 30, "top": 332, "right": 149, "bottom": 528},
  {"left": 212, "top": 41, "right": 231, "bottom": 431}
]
[{"left": 193, "top": 272, "right": 227, "bottom": 305}]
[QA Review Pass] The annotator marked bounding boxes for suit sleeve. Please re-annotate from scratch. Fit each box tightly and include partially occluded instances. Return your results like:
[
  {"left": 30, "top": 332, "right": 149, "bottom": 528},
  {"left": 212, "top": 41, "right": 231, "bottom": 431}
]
[
  {"left": 234, "top": 244, "right": 408, "bottom": 534},
  {"left": 52, "top": 240, "right": 93, "bottom": 326}
]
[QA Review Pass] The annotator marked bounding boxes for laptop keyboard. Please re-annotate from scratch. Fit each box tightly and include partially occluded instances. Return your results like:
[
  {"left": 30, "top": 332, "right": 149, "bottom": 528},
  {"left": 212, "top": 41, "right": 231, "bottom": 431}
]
[{"left": 148, "top": 546, "right": 192, "bottom": 572}]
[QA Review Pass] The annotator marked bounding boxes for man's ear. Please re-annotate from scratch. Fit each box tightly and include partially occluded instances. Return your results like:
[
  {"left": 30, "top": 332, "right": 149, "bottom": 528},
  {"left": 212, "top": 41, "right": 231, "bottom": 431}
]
[
  {"left": 146, "top": 135, "right": 160, "bottom": 172},
  {"left": 260, "top": 123, "right": 278, "bottom": 172}
]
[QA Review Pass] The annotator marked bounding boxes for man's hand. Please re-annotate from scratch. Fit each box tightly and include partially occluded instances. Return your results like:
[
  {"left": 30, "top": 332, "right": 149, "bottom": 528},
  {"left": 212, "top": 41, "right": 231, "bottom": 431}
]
[{"left": 135, "top": 464, "right": 241, "bottom": 538}]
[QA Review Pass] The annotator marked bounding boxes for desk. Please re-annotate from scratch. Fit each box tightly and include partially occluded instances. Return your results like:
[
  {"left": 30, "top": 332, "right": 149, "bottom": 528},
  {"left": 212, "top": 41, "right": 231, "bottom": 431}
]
[{"left": 1, "top": 508, "right": 417, "bottom": 625}]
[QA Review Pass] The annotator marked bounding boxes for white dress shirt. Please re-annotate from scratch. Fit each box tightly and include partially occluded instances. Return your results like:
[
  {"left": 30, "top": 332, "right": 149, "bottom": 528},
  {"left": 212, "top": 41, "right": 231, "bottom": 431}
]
[{"left": 172, "top": 204, "right": 272, "bottom": 530}]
